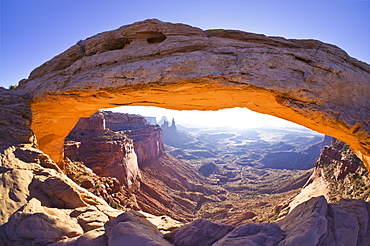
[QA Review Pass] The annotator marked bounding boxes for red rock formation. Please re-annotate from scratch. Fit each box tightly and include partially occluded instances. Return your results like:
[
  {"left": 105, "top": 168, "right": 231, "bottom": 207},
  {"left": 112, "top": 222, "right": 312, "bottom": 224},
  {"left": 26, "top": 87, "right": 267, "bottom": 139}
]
[
  {"left": 64, "top": 111, "right": 221, "bottom": 221},
  {"left": 316, "top": 139, "right": 364, "bottom": 180},
  {"left": 64, "top": 112, "right": 140, "bottom": 190},
  {"left": 63, "top": 158, "right": 139, "bottom": 210},
  {"left": 103, "top": 111, "right": 164, "bottom": 165}
]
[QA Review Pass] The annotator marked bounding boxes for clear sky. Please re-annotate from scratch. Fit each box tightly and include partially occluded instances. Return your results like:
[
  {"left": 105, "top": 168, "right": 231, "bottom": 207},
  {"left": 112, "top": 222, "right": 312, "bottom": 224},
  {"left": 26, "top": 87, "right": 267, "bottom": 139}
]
[{"left": 1, "top": 0, "right": 369, "bottom": 128}]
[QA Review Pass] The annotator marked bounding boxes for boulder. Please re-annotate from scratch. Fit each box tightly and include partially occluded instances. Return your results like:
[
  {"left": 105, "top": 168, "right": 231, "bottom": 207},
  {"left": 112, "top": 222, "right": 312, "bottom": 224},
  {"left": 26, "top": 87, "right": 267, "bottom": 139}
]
[
  {"left": 49, "top": 228, "right": 107, "bottom": 246},
  {"left": 164, "top": 219, "right": 234, "bottom": 246},
  {"left": 213, "top": 222, "right": 284, "bottom": 246},
  {"left": 4, "top": 198, "right": 84, "bottom": 245},
  {"left": 104, "top": 210, "right": 172, "bottom": 246},
  {"left": 277, "top": 196, "right": 370, "bottom": 246}
]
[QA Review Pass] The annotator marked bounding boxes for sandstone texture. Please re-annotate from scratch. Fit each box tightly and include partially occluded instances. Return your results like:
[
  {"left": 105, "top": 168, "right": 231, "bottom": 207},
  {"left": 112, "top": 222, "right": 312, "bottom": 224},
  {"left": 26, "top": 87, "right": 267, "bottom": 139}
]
[
  {"left": 103, "top": 111, "right": 165, "bottom": 164},
  {"left": 104, "top": 210, "right": 172, "bottom": 246},
  {"left": 164, "top": 218, "right": 235, "bottom": 246},
  {"left": 0, "top": 88, "right": 35, "bottom": 148},
  {"left": 213, "top": 222, "right": 284, "bottom": 246},
  {"left": 0, "top": 89, "right": 123, "bottom": 245},
  {"left": 65, "top": 111, "right": 141, "bottom": 189},
  {"left": 14, "top": 19, "right": 370, "bottom": 170}
]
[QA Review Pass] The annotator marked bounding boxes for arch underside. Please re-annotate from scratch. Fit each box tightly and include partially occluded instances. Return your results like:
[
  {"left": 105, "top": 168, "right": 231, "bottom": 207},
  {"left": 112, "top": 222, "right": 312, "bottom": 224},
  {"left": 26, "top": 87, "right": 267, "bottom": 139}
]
[{"left": 17, "top": 19, "right": 370, "bottom": 169}]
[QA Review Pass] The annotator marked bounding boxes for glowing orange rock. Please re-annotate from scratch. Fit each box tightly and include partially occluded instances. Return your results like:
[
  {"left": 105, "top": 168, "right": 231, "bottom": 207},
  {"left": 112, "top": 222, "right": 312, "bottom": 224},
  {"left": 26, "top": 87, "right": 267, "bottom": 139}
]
[{"left": 17, "top": 19, "right": 370, "bottom": 169}]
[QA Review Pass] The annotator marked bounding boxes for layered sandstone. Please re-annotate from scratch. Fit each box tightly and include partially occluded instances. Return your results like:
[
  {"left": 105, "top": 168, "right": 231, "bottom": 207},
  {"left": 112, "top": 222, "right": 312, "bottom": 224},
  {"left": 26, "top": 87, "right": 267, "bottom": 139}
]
[
  {"left": 65, "top": 112, "right": 140, "bottom": 189},
  {"left": 102, "top": 111, "right": 164, "bottom": 164},
  {"left": 15, "top": 19, "right": 370, "bottom": 170}
]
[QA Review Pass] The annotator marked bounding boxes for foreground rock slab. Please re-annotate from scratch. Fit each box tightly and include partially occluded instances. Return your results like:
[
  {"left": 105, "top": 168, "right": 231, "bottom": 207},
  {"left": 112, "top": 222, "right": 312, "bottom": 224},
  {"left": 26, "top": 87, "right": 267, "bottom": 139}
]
[
  {"left": 105, "top": 210, "right": 172, "bottom": 246},
  {"left": 164, "top": 219, "right": 235, "bottom": 246},
  {"left": 213, "top": 222, "right": 284, "bottom": 246}
]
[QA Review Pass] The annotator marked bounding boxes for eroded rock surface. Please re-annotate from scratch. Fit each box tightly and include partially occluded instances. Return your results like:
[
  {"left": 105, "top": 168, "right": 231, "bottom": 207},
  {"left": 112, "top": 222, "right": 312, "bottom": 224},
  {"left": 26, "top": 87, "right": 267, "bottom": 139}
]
[
  {"left": 15, "top": 19, "right": 370, "bottom": 170},
  {"left": 277, "top": 196, "right": 370, "bottom": 246},
  {"left": 65, "top": 111, "right": 141, "bottom": 189},
  {"left": 0, "top": 88, "right": 35, "bottom": 147},
  {"left": 213, "top": 222, "right": 284, "bottom": 246},
  {"left": 0, "top": 88, "right": 124, "bottom": 245},
  {"left": 103, "top": 111, "right": 165, "bottom": 164},
  {"left": 105, "top": 210, "right": 172, "bottom": 246},
  {"left": 164, "top": 218, "right": 235, "bottom": 246}
]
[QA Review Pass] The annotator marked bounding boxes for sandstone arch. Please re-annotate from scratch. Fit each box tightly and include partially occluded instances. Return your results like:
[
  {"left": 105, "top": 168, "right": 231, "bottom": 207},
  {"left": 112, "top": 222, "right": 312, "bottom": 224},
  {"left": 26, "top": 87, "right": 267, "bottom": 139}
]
[{"left": 17, "top": 19, "right": 370, "bottom": 169}]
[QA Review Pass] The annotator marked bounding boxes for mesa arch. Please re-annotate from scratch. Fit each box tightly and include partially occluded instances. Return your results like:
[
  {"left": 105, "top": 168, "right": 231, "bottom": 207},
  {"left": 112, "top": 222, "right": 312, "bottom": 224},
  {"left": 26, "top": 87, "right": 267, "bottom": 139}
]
[{"left": 17, "top": 19, "right": 370, "bottom": 170}]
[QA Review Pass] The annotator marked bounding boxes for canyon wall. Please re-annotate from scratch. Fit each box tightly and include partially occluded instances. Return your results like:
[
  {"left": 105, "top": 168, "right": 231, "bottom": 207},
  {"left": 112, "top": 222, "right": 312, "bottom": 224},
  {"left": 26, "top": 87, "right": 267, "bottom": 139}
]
[
  {"left": 65, "top": 112, "right": 140, "bottom": 189},
  {"left": 15, "top": 19, "right": 370, "bottom": 170},
  {"left": 102, "top": 111, "right": 164, "bottom": 164},
  {"left": 280, "top": 137, "right": 370, "bottom": 216}
]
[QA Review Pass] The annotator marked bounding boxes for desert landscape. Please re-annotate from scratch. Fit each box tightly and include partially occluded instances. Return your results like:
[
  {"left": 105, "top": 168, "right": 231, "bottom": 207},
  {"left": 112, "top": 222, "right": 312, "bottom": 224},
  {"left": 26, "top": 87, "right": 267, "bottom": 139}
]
[{"left": 1, "top": 19, "right": 370, "bottom": 245}]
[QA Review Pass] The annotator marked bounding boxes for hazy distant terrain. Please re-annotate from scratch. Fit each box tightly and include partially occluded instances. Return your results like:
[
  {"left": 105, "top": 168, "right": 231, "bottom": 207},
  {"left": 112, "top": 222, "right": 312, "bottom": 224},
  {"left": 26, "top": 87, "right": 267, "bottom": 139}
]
[
  {"left": 162, "top": 123, "right": 329, "bottom": 224},
  {"left": 166, "top": 124, "right": 326, "bottom": 170}
]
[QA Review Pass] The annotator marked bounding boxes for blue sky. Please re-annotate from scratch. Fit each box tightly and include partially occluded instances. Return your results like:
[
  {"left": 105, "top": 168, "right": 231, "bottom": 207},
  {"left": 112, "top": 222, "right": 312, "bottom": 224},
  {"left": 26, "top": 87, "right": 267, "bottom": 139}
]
[
  {"left": 1, "top": 0, "right": 369, "bottom": 88},
  {"left": 1, "top": 0, "right": 369, "bottom": 128}
]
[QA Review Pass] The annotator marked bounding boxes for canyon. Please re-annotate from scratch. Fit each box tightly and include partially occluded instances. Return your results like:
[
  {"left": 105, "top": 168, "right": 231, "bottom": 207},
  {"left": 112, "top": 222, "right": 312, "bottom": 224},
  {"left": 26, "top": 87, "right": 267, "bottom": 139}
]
[
  {"left": 64, "top": 111, "right": 223, "bottom": 222},
  {"left": 1, "top": 19, "right": 370, "bottom": 245}
]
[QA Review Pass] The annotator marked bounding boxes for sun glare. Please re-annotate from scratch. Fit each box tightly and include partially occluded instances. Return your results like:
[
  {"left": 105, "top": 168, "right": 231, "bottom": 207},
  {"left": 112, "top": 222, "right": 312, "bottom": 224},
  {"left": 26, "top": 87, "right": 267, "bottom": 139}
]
[{"left": 107, "top": 106, "right": 303, "bottom": 129}]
